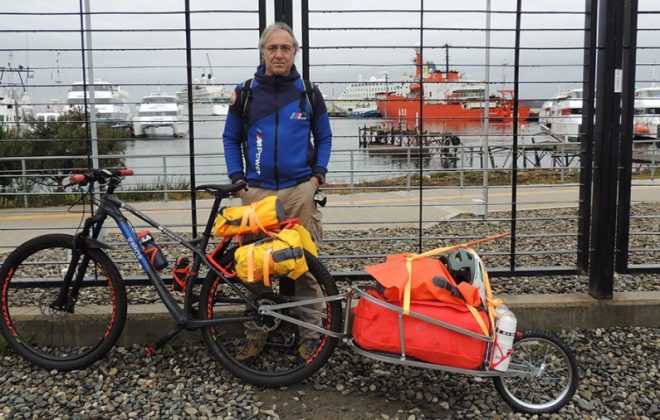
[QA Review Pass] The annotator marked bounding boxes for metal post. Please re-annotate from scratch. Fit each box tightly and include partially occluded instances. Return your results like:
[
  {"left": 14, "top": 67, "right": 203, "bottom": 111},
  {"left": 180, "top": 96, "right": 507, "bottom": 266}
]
[
  {"left": 509, "top": 0, "right": 522, "bottom": 272},
  {"left": 481, "top": 0, "right": 491, "bottom": 218},
  {"left": 350, "top": 150, "right": 354, "bottom": 188},
  {"left": 162, "top": 156, "right": 169, "bottom": 202},
  {"left": 83, "top": 0, "right": 99, "bottom": 172},
  {"left": 77, "top": 0, "right": 96, "bottom": 219},
  {"left": 258, "top": 0, "right": 267, "bottom": 35},
  {"left": 274, "top": 0, "right": 293, "bottom": 26},
  {"left": 615, "top": 0, "right": 639, "bottom": 273},
  {"left": 577, "top": 0, "right": 598, "bottom": 273},
  {"left": 417, "top": 1, "right": 425, "bottom": 253},
  {"left": 589, "top": 0, "right": 623, "bottom": 299},
  {"left": 183, "top": 0, "right": 198, "bottom": 237},
  {"left": 273, "top": 0, "right": 295, "bottom": 297},
  {"left": 21, "top": 159, "right": 27, "bottom": 208},
  {"left": 301, "top": 0, "right": 310, "bottom": 80},
  {"left": 459, "top": 146, "right": 465, "bottom": 187}
]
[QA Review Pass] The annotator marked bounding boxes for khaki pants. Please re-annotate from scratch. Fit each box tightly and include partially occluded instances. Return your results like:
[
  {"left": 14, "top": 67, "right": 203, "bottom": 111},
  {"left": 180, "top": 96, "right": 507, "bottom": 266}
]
[{"left": 241, "top": 181, "right": 323, "bottom": 341}]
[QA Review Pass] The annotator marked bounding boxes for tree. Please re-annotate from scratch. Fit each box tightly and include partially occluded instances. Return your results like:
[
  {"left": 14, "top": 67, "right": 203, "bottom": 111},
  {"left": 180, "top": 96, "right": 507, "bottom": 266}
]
[{"left": 0, "top": 109, "right": 127, "bottom": 202}]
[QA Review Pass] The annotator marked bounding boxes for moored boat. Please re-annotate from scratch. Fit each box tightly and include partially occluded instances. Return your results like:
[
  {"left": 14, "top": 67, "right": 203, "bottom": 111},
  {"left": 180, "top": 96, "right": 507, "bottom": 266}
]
[
  {"left": 539, "top": 89, "right": 583, "bottom": 143},
  {"left": 176, "top": 54, "right": 227, "bottom": 112},
  {"left": 633, "top": 86, "right": 660, "bottom": 140},
  {"left": 0, "top": 63, "right": 34, "bottom": 132},
  {"left": 66, "top": 79, "right": 132, "bottom": 124},
  {"left": 133, "top": 92, "right": 187, "bottom": 138},
  {"left": 211, "top": 94, "right": 231, "bottom": 116},
  {"left": 375, "top": 49, "right": 530, "bottom": 127},
  {"left": 333, "top": 71, "right": 405, "bottom": 118}
]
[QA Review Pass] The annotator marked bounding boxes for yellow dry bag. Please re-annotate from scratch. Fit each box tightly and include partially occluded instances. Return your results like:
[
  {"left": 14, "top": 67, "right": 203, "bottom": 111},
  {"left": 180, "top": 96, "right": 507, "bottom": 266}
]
[
  {"left": 213, "top": 195, "right": 286, "bottom": 238},
  {"left": 234, "top": 229, "right": 308, "bottom": 286}
]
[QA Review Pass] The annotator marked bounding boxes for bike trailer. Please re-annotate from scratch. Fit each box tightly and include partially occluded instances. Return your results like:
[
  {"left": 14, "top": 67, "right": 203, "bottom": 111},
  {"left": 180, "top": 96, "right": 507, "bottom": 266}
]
[{"left": 353, "top": 233, "right": 516, "bottom": 371}]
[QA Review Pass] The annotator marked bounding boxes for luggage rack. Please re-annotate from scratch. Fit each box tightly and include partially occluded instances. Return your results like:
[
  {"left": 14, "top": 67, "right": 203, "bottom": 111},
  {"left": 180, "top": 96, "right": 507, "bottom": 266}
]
[{"left": 344, "top": 338, "right": 530, "bottom": 378}]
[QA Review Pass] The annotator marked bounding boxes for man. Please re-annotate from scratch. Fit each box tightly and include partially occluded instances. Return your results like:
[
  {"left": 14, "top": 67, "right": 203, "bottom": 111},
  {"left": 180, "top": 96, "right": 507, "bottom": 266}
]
[{"left": 222, "top": 22, "right": 332, "bottom": 361}]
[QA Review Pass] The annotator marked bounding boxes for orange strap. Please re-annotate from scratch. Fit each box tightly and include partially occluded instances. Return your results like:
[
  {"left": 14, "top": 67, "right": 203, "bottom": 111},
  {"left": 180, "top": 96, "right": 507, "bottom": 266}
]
[
  {"left": 401, "top": 251, "right": 489, "bottom": 337},
  {"left": 465, "top": 303, "right": 490, "bottom": 337},
  {"left": 400, "top": 232, "right": 509, "bottom": 316},
  {"left": 415, "top": 232, "right": 509, "bottom": 260},
  {"left": 238, "top": 205, "right": 252, "bottom": 234},
  {"left": 262, "top": 248, "right": 272, "bottom": 287},
  {"left": 481, "top": 258, "right": 503, "bottom": 338},
  {"left": 403, "top": 256, "right": 414, "bottom": 314},
  {"left": 246, "top": 243, "right": 255, "bottom": 283},
  {"left": 237, "top": 203, "right": 275, "bottom": 237}
]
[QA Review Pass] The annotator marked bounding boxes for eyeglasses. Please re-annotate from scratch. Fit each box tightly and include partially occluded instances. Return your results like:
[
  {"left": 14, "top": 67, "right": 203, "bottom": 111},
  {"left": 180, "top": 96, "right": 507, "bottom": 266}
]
[{"left": 264, "top": 44, "right": 294, "bottom": 54}]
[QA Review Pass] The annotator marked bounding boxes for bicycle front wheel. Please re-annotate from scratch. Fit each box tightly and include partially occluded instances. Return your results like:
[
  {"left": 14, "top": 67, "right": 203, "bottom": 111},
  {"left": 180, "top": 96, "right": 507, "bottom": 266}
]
[
  {"left": 200, "top": 250, "right": 342, "bottom": 387},
  {"left": 0, "top": 234, "right": 127, "bottom": 370},
  {"left": 493, "top": 331, "right": 579, "bottom": 414}
]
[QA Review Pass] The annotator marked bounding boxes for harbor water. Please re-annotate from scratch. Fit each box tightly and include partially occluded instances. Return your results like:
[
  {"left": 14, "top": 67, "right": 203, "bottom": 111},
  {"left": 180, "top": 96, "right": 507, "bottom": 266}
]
[{"left": 121, "top": 109, "right": 557, "bottom": 186}]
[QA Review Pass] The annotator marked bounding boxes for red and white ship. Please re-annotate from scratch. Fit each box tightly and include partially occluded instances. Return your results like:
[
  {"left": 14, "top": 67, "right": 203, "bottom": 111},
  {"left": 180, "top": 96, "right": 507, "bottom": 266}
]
[{"left": 376, "top": 49, "right": 530, "bottom": 126}]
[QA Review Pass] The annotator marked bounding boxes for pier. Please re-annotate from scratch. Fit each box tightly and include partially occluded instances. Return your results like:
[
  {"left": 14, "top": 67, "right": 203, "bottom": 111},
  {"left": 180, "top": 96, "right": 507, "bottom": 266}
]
[{"left": 358, "top": 124, "right": 460, "bottom": 160}]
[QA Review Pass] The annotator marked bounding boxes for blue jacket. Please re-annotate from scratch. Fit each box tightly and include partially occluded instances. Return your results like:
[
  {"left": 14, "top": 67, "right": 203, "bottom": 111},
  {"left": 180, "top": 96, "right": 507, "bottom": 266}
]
[{"left": 222, "top": 64, "right": 332, "bottom": 190}]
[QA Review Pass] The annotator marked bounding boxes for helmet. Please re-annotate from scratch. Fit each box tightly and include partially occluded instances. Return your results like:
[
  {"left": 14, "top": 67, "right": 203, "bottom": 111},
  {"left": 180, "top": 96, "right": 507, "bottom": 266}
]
[{"left": 446, "top": 249, "right": 476, "bottom": 284}]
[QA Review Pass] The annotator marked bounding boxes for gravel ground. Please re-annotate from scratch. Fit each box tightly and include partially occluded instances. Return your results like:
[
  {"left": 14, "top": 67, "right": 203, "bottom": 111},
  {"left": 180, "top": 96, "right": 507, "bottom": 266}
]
[
  {"left": 0, "top": 205, "right": 658, "bottom": 418},
  {"left": 0, "top": 327, "right": 658, "bottom": 419}
]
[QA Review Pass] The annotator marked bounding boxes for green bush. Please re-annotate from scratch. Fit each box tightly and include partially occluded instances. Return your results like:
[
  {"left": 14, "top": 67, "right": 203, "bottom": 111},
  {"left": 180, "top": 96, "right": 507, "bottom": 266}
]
[{"left": 0, "top": 109, "right": 127, "bottom": 206}]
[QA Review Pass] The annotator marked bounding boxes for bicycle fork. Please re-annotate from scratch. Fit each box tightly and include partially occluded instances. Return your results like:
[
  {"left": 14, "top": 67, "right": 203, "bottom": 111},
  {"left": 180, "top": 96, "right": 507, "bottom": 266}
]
[{"left": 51, "top": 212, "right": 108, "bottom": 313}]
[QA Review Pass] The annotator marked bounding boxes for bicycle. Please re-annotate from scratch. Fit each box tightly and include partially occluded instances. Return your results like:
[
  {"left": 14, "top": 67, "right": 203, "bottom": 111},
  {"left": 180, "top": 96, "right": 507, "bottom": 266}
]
[
  {"left": 0, "top": 168, "right": 343, "bottom": 386},
  {"left": 0, "top": 168, "right": 578, "bottom": 414}
]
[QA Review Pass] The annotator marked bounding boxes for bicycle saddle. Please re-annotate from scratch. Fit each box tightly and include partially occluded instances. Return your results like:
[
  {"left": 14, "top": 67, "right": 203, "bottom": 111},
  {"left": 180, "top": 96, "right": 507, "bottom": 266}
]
[{"left": 196, "top": 180, "right": 247, "bottom": 197}]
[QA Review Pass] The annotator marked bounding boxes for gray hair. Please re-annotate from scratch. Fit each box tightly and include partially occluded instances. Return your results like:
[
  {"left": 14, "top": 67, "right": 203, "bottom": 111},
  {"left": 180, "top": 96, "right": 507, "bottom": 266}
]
[{"left": 258, "top": 22, "right": 299, "bottom": 57}]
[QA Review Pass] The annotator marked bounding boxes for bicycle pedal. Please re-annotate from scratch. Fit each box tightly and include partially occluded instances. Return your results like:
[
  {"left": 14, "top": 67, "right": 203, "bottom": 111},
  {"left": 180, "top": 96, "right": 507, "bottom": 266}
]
[{"left": 144, "top": 345, "right": 157, "bottom": 358}]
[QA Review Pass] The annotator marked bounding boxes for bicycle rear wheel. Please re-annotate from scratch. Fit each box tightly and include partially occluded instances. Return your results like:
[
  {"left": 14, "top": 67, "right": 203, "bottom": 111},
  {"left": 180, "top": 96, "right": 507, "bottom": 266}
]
[
  {"left": 0, "top": 234, "right": 127, "bottom": 370},
  {"left": 200, "top": 249, "right": 342, "bottom": 387},
  {"left": 493, "top": 331, "right": 579, "bottom": 413}
]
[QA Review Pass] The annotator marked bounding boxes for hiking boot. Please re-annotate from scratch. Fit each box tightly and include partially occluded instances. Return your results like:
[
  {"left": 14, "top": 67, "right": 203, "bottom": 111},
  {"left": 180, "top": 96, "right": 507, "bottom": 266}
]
[
  {"left": 298, "top": 339, "right": 319, "bottom": 360},
  {"left": 236, "top": 338, "right": 266, "bottom": 362}
]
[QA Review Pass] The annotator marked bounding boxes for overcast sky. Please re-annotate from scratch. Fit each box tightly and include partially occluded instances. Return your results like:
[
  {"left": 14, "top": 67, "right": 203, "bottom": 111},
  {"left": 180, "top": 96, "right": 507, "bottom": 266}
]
[{"left": 2, "top": 0, "right": 659, "bottom": 109}]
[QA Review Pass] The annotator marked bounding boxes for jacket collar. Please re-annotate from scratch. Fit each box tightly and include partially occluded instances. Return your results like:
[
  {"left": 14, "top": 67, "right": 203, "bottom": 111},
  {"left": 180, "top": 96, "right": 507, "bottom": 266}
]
[{"left": 254, "top": 64, "right": 301, "bottom": 86}]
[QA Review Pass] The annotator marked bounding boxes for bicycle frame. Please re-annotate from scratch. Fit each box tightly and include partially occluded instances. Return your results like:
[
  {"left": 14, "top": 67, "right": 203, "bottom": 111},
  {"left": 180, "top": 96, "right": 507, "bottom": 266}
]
[{"left": 71, "top": 187, "right": 259, "bottom": 331}]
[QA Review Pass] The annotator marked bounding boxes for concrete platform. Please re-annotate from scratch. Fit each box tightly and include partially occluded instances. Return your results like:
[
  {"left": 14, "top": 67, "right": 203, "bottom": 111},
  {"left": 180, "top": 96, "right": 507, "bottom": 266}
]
[{"left": 112, "top": 290, "right": 660, "bottom": 346}]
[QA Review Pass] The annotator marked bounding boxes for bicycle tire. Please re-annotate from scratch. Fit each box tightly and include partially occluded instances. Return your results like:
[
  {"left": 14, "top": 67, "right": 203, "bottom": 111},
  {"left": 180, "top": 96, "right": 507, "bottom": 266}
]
[
  {"left": 0, "top": 234, "right": 127, "bottom": 370},
  {"left": 493, "top": 331, "right": 579, "bottom": 414},
  {"left": 200, "top": 249, "right": 342, "bottom": 386}
]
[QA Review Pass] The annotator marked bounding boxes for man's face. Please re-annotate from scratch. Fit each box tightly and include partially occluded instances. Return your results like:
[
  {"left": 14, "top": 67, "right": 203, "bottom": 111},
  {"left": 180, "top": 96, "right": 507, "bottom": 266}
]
[{"left": 262, "top": 29, "right": 295, "bottom": 77}]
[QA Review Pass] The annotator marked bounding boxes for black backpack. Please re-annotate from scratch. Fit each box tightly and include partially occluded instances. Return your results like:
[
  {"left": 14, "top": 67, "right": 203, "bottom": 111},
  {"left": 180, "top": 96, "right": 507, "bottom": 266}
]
[{"left": 238, "top": 78, "right": 316, "bottom": 142}]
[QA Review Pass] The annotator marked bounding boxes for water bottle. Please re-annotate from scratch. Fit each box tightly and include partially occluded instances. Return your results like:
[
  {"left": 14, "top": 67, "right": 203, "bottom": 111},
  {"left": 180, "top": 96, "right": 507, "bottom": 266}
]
[
  {"left": 491, "top": 304, "right": 517, "bottom": 372},
  {"left": 138, "top": 230, "right": 168, "bottom": 270},
  {"left": 172, "top": 256, "right": 190, "bottom": 291}
]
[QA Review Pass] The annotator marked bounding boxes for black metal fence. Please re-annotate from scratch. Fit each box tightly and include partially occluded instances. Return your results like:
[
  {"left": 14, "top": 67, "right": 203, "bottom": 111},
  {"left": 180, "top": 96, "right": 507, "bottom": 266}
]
[{"left": 0, "top": 0, "right": 658, "bottom": 298}]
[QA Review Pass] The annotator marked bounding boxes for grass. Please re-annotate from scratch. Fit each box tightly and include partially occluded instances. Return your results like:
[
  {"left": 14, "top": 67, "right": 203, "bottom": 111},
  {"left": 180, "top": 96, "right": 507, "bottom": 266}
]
[
  {"left": 114, "top": 177, "right": 192, "bottom": 202},
  {"left": 327, "top": 168, "right": 583, "bottom": 194},
  {"left": 0, "top": 177, "right": 192, "bottom": 209}
]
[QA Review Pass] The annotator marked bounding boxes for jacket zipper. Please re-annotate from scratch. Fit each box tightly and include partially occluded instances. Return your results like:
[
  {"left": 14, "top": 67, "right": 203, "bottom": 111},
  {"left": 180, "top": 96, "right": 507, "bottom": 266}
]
[{"left": 274, "top": 82, "right": 280, "bottom": 189}]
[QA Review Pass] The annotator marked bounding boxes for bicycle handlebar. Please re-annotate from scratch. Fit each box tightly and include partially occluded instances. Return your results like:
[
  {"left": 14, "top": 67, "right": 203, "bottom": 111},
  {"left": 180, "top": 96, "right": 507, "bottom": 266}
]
[{"left": 68, "top": 168, "right": 134, "bottom": 187}]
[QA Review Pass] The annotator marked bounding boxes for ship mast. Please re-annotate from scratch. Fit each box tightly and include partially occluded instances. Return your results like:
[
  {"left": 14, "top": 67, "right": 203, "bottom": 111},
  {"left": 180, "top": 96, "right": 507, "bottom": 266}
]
[
  {"left": 206, "top": 53, "right": 214, "bottom": 79},
  {"left": 444, "top": 43, "right": 449, "bottom": 74}
]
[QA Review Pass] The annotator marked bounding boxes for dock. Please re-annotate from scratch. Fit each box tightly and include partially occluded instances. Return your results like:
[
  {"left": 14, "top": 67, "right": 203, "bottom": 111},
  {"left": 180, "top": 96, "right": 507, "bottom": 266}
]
[{"left": 358, "top": 124, "right": 460, "bottom": 159}]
